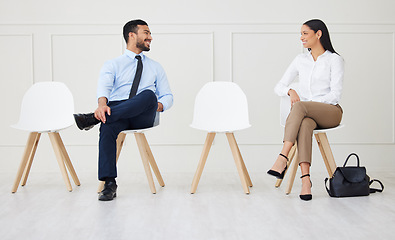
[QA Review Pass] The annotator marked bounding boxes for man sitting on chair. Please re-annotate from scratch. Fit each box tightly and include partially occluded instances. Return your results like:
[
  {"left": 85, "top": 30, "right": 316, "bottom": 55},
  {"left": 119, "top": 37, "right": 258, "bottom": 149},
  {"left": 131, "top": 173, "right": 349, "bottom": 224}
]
[{"left": 74, "top": 19, "right": 173, "bottom": 201}]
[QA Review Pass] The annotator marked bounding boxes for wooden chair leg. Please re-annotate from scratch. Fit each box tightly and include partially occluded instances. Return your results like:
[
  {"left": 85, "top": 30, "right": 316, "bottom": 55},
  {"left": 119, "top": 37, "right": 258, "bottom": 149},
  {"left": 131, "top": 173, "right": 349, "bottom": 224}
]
[
  {"left": 315, "top": 133, "right": 337, "bottom": 176},
  {"left": 140, "top": 133, "right": 165, "bottom": 187},
  {"left": 226, "top": 133, "right": 250, "bottom": 194},
  {"left": 285, "top": 151, "right": 299, "bottom": 195},
  {"left": 275, "top": 143, "right": 297, "bottom": 188},
  {"left": 53, "top": 132, "right": 80, "bottom": 186},
  {"left": 234, "top": 140, "right": 253, "bottom": 187},
  {"left": 12, "top": 132, "right": 40, "bottom": 193},
  {"left": 48, "top": 132, "right": 72, "bottom": 192},
  {"left": 135, "top": 133, "right": 157, "bottom": 194},
  {"left": 115, "top": 133, "right": 127, "bottom": 162},
  {"left": 21, "top": 133, "right": 41, "bottom": 186},
  {"left": 190, "top": 132, "right": 216, "bottom": 194},
  {"left": 97, "top": 132, "right": 126, "bottom": 193}
]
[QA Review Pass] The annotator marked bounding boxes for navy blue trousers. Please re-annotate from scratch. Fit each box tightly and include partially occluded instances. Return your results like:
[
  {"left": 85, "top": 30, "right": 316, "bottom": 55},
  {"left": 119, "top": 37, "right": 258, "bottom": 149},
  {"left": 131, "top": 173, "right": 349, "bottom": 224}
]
[{"left": 98, "top": 90, "right": 158, "bottom": 181}]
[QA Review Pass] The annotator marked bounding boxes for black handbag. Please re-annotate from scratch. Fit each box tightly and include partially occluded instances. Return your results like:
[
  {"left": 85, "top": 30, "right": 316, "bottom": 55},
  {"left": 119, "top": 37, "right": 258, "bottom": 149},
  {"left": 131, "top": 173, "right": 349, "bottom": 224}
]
[{"left": 325, "top": 153, "right": 384, "bottom": 198}]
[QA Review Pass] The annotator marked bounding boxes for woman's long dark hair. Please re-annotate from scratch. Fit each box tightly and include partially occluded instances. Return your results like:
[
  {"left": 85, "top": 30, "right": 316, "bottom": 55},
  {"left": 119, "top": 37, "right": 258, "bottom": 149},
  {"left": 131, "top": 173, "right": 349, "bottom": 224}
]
[{"left": 304, "top": 19, "right": 338, "bottom": 55}]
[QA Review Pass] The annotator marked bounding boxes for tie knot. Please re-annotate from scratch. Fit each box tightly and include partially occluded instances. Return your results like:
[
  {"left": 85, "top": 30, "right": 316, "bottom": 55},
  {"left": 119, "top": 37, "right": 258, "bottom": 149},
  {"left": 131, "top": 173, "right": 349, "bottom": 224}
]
[{"left": 135, "top": 55, "right": 141, "bottom": 61}]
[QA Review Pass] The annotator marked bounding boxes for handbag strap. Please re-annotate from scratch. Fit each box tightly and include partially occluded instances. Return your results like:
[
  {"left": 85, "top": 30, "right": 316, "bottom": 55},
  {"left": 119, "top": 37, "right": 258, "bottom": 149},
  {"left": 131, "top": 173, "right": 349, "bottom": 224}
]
[
  {"left": 324, "top": 178, "right": 333, "bottom": 197},
  {"left": 344, "top": 153, "right": 360, "bottom": 167},
  {"left": 369, "top": 179, "right": 384, "bottom": 193}
]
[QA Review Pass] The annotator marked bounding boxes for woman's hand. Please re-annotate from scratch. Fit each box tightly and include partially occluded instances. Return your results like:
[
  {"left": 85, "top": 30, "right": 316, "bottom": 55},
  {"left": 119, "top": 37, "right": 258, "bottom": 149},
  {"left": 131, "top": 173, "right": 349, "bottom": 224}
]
[{"left": 288, "top": 89, "right": 300, "bottom": 106}]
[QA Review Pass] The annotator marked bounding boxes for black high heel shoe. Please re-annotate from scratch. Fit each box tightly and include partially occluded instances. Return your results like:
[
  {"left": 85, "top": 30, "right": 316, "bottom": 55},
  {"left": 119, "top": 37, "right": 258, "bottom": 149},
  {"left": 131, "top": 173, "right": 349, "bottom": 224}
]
[
  {"left": 267, "top": 153, "right": 288, "bottom": 179},
  {"left": 299, "top": 174, "right": 312, "bottom": 201}
]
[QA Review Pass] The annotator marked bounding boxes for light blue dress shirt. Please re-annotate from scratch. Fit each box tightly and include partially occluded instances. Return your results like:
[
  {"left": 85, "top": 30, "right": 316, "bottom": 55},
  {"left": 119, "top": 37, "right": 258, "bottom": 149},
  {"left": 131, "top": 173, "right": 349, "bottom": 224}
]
[{"left": 97, "top": 49, "right": 173, "bottom": 111}]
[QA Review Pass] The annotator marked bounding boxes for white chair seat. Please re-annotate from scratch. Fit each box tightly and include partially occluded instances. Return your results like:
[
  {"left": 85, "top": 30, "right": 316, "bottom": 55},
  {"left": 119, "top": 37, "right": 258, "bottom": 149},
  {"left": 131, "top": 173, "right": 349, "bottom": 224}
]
[
  {"left": 313, "top": 123, "right": 344, "bottom": 133},
  {"left": 121, "top": 124, "right": 159, "bottom": 134}
]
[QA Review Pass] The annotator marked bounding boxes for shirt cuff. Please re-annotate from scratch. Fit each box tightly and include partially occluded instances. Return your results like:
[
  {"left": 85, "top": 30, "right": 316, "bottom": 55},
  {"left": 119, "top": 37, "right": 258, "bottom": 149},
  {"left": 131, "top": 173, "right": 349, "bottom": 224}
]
[
  {"left": 283, "top": 87, "right": 291, "bottom": 97},
  {"left": 97, "top": 94, "right": 109, "bottom": 103}
]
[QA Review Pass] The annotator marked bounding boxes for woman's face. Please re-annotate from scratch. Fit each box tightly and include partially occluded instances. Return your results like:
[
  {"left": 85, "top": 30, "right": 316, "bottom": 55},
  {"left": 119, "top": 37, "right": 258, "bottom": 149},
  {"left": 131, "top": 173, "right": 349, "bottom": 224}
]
[{"left": 300, "top": 24, "right": 321, "bottom": 49}]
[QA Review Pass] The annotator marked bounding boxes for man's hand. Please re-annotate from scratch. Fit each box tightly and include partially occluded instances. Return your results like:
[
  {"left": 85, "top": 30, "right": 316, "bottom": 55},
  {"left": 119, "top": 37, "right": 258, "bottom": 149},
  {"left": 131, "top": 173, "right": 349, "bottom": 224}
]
[
  {"left": 157, "top": 102, "right": 164, "bottom": 112},
  {"left": 288, "top": 89, "right": 300, "bottom": 106},
  {"left": 94, "top": 97, "right": 111, "bottom": 123}
]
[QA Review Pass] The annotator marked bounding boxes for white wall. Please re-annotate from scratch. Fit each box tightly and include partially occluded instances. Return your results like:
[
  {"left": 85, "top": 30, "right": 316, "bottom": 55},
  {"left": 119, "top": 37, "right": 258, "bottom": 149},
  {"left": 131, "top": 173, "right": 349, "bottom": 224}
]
[{"left": 1, "top": 0, "right": 394, "bottom": 179}]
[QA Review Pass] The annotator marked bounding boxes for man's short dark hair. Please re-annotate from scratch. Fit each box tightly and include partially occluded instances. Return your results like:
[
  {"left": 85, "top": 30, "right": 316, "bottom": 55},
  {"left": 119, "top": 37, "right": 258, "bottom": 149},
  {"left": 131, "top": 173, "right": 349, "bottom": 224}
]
[{"left": 123, "top": 19, "right": 148, "bottom": 43}]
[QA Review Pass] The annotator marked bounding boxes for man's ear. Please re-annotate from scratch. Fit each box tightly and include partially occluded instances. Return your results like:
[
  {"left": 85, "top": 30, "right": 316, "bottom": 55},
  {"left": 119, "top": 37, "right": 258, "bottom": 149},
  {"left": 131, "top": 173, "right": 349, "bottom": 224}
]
[{"left": 128, "top": 32, "right": 135, "bottom": 41}]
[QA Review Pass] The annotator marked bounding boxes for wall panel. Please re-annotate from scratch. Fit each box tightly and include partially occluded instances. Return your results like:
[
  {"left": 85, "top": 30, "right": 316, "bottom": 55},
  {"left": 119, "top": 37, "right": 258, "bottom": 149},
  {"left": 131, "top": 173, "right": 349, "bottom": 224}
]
[
  {"left": 232, "top": 32, "right": 301, "bottom": 144},
  {"left": 51, "top": 34, "right": 123, "bottom": 145},
  {"left": 0, "top": 35, "right": 33, "bottom": 145},
  {"left": 330, "top": 32, "right": 394, "bottom": 143},
  {"left": 1, "top": 21, "right": 395, "bottom": 173},
  {"left": 144, "top": 32, "right": 214, "bottom": 145}
]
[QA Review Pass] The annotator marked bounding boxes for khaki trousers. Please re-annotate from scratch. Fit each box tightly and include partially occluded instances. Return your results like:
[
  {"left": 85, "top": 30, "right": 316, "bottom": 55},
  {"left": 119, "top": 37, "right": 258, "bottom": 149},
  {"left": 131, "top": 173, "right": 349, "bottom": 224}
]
[{"left": 284, "top": 101, "right": 343, "bottom": 164}]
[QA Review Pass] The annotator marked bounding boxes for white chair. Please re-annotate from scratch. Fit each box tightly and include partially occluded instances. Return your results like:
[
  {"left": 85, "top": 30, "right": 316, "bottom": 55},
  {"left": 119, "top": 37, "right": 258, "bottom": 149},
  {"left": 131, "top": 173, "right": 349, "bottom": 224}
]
[
  {"left": 11, "top": 82, "right": 80, "bottom": 193},
  {"left": 97, "top": 112, "right": 164, "bottom": 194},
  {"left": 275, "top": 83, "right": 344, "bottom": 194},
  {"left": 190, "top": 82, "right": 253, "bottom": 194}
]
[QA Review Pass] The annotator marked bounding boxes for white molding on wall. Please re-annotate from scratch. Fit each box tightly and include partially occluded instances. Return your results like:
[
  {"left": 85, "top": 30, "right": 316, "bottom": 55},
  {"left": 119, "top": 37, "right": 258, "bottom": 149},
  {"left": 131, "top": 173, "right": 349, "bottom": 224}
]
[
  {"left": 2, "top": 22, "right": 395, "bottom": 26},
  {"left": 392, "top": 31, "right": 395, "bottom": 144}
]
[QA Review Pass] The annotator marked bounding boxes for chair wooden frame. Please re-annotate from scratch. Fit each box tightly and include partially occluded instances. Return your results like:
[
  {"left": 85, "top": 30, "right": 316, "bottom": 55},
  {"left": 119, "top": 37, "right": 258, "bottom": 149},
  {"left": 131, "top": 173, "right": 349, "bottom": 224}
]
[
  {"left": 97, "top": 131, "right": 165, "bottom": 194},
  {"left": 12, "top": 132, "right": 80, "bottom": 193},
  {"left": 275, "top": 132, "right": 337, "bottom": 194},
  {"left": 190, "top": 132, "right": 253, "bottom": 194}
]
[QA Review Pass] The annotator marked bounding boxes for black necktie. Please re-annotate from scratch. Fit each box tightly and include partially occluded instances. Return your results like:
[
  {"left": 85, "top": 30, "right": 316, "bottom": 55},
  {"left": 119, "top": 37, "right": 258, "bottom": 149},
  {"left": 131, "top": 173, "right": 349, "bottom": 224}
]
[{"left": 129, "top": 55, "right": 143, "bottom": 99}]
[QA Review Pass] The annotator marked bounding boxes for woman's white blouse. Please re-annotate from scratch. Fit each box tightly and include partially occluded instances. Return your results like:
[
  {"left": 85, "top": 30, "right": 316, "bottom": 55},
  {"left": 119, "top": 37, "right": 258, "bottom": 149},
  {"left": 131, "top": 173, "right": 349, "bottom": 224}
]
[{"left": 274, "top": 50, "right": 344, "bottom": 105}]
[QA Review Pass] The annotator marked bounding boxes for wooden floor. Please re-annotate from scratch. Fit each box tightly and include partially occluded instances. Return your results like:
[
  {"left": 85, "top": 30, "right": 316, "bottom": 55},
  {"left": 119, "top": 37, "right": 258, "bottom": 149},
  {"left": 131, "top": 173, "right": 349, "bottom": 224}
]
[{"left": 0, "top": 171, "right": 394, "bottom": 240}]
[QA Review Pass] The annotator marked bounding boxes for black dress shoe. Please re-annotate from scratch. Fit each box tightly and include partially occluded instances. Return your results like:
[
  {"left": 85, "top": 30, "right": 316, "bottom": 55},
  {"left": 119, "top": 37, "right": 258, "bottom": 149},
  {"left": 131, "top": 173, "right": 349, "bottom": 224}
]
[
  {"left": 267, "top": 153, "right": 289, "bottom": 179},
  {"left": 98, "top": 181, "right": 117, "bottom": 201},
  {"left": 73, "top": 113, "right": 100, "bottom": 131}
]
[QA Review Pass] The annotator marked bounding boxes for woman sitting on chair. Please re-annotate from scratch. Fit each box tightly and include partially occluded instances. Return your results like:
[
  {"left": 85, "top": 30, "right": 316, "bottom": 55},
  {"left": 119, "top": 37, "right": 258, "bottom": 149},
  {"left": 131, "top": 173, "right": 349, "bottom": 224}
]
[{"left": 267, "top": 19, "right": 344, "bottom": 201}]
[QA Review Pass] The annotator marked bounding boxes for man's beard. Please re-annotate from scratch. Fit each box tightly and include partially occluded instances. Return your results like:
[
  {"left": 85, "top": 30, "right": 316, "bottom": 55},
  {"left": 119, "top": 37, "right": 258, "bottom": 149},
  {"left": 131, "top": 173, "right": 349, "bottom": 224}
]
[{"left": 136, "top": 39, "right": 150, "bottom": 52}]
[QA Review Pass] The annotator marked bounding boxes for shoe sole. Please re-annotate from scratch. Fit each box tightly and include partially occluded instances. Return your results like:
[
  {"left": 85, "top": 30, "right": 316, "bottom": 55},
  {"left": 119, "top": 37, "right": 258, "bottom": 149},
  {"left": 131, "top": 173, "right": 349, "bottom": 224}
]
[
  {"left": 83, "top": 125, "right": 94, "bottom": 131},
  {"left": 98, "top": 193, "right": 117, "bottom": 201},
  {"left": 73, "top": 115, "right": 95, "bottom": 131},
  {"left": 267, "top": 170, "right": 285, "bottom": 179}
]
